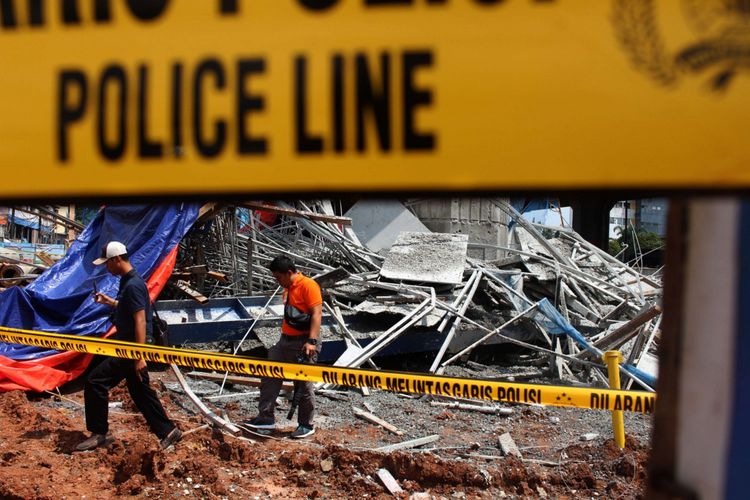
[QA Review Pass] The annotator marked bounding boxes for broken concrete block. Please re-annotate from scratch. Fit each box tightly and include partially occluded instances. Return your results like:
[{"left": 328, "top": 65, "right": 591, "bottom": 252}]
[
  {"left": 376, "top": 468, "right": 404, "bottom": 495},
  {"left": 497, "top": 432, "right": 522, "bottom": 458},
  {"left": 580, "top": 432, "right": 600, "bottom": 441},
  {"left": 380, "top": 232, "right": 468, "bottom": 285},
  {"left": 409, "top": 493, "right": 431, "bottom": 500}
]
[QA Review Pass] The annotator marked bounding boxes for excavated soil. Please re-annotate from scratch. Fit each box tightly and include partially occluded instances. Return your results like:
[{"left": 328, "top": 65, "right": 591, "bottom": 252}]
[{"left": 0, "top": 369, "right": 651, "bottom": 499}]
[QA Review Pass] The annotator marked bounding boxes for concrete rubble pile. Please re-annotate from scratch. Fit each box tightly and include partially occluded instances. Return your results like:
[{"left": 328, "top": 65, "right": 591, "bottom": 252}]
[{"left": 168, "top": 200, "right": 661, "bottom": 392}]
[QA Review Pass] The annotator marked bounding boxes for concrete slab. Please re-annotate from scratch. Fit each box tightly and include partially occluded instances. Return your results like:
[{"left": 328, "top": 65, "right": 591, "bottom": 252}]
[
  {"left": 380, "top": 232, "right": 468, "bottom": 285},
  {"left": 344, "top": 200, "right": 430, "bottom": 253}
]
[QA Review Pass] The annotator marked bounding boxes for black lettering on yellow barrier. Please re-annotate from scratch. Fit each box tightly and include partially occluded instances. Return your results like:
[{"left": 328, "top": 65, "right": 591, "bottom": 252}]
[
  {"left": 56, "top": 51, "right": 435, "bottom": 163},
  {"left": 0, "top": 326, "right": 654, "bottom": 414},
  {"left": 2, "top": 1, "right": 555, "bottom": 31},
  {"left": 1, "top": 0, "right": 171, "bottom": 30}
]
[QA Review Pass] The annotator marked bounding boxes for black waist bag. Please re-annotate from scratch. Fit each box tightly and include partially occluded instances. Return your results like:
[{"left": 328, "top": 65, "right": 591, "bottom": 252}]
[{"left": 284, "top": 301, "right": 311, "bottom": 331}]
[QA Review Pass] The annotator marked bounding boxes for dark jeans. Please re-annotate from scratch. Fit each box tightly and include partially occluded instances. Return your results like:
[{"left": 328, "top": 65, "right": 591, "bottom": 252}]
[
  {"left": 84, "top": 356, "right": 174, "bottom": 439},
  {"left": 258, "top": 335, "right": 318, "bottom": 427}
]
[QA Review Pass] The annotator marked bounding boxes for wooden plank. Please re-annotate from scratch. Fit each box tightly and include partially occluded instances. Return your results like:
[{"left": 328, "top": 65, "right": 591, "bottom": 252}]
[
  {"left": 430, "top": 401, "right": 513, "bottom": 416},
  {"left": 242, "top": 202, "right": 352, "bottom": 226},
  {"left": 206, "top": 271, "right": 228, "bottom": 282},
  {"left": 172, "top": 280, "right": 209, "bottom": 304},
  {"left": 186, "top": 371, "right": 294, "bottom": 392},
  {"left": 579, "top": 305, "right": 663, "bottom": 360},
  {"left": 353, "top": 406, "right": 404, "bottom": 436},
  {"left": 170, "top": 267, "right": 225, "bottom": 283},
  {"left": 197, "top": 202, "right": 223, "bottom": 223},
  {"left": 375, "top": 435, "right": 440, "bottom": 453},
  {"left": 376, "top": 469, "right": 404, "bottom": 495},
  {"left": 35, "top": 252, "right": 56, "bottom": 267}
]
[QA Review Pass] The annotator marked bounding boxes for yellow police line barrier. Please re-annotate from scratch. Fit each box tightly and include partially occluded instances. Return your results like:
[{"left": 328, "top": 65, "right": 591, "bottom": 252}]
[{"left": 0, "top": 326, "right": 655, "bottom": 414}]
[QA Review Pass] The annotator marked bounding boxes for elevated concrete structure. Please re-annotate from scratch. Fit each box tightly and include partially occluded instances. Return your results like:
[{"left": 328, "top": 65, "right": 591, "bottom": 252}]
[{"left": 408, "top": 198, "right": 510, "bottom": 260}]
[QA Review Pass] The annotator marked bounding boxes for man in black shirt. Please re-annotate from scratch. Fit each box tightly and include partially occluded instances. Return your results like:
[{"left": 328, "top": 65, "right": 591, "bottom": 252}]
[{"left": 75, "top": 241, "right": 182, "bottom": 452}]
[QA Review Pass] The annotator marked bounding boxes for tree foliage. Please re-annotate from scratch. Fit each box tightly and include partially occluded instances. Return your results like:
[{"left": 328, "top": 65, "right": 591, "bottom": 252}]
[{"left": 608, "top": 226, "right": 664, "bottom": 262}]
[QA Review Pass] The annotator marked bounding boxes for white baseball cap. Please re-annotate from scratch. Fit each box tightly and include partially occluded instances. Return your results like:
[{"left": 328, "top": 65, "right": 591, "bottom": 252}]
[{"left": 93, "top": 241, "right": 128, "bottom": 265}]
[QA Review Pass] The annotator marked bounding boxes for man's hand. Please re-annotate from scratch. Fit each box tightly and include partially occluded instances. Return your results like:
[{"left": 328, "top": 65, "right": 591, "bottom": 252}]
[
  {"left": 303, "top": 341, "right": 317, "bottom": 359},
  {"left": 304, "top": 304, "right": 322, "bottom": 359},
  {"left": 134, "top": 359, "right": 147, "bottom": 381},
  {"left": 94, "top": 292, "right": 117, "bottom": 307}
]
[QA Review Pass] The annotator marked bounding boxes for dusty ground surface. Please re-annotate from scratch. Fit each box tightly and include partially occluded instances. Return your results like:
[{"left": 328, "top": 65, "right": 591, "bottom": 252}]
[{"left": 0, "top": 356, "right": 652, "bottom": 499}]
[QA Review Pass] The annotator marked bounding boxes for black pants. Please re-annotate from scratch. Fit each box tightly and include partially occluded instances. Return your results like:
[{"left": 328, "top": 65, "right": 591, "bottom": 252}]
[
  {"left": 258, "top": 335, "right": 318, "bottom": 427},
  {"left": 84, "top": 356, "right": 174, "bottom": 439}
]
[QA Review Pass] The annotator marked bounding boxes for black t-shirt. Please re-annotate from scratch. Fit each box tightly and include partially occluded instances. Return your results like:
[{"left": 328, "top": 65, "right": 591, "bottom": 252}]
[{"left": 114, "top": 269, "right": 152, "bottom": 342}]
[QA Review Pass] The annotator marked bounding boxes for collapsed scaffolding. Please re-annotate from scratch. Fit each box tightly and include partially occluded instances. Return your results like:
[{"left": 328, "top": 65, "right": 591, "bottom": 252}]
[
  {"left": 0, "top": 200, "right": 662, "bottom": 454},
  {"left": 164, "top": 200, "right": 661, "bottom": 394}
]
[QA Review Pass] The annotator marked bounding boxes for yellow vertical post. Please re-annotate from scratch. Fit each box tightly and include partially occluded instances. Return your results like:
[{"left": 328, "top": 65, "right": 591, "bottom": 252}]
[{"left": 603, "top": 350, "right": 626, "bottom": 449}]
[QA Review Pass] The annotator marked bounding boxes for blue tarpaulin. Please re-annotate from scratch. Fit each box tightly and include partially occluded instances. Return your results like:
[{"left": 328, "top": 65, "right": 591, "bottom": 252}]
[
  {"left": 535, "top": 298, "right": 657, "bottom": 387},
  {"left": 10, "top": 215, "right": 51, "bottom": 231},
  {"left": 485, "top": 270, "right": 656, "bottom": 387},
  {"left": 0, "top": 204, "right": 201, "bottom": 362}
]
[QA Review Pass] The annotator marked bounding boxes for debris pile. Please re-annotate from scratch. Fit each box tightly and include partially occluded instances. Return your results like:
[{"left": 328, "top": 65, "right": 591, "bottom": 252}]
[
  {"left": 0, "top": 200, "right": 659, "bottom": 498},
  {"left": 172, "top": 201, "right": 382, "bottom": 299},
  {"left": 165, "top": 199, "right": 661, "bottom": 392}
]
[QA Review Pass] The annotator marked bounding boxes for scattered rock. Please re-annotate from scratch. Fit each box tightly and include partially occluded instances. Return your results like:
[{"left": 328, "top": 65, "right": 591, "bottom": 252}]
[
  {"left": 409, "top": 493, "right": 431, "bottom": 500},
  {"left": 498, "top": 433, "right": 522, "bottom": 458}
]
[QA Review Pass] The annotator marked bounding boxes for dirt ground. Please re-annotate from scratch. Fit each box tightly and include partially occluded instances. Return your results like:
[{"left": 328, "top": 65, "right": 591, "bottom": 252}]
[{"left": 0, "top": 363, "right": 652, "bottom": 499}]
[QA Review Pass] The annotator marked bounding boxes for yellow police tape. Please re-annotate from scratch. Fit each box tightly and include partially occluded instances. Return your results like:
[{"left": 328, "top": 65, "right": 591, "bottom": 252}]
[{"left": 0, "top": 326, "right": 656, "bottom": 414}]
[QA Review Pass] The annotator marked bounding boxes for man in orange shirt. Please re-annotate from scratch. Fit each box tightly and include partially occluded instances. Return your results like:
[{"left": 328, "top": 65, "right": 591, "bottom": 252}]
[{"left": 245, "top": 256, "right": 322, "bottom": 438}]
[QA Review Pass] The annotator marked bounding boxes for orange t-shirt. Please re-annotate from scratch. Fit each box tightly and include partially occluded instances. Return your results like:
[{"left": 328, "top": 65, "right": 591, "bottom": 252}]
[{"left": 282, "top": 273, "right": 322, "bottom": 335}]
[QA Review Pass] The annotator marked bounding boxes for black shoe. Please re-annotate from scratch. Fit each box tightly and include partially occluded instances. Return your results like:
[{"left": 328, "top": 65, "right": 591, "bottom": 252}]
[
  {"left": 75, "top": 432, "right": 114, "bottom": 452},
  {"left": 160, "top": 427, "right": 182, "bottom": 450},
  {"left": 244, "top": 416, "right": 275, "bottom": 430},
  {"left": 290, "top": 425, "right": 315, "bottom": 439}
]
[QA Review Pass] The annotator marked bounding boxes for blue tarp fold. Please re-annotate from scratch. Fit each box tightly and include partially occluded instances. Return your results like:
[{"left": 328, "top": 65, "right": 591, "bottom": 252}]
[
  {"left": 0, "top": 204, "right": 200, "bottom": 361},
  {"left": 535, "top": 298, "right": 657, "bottom": 387}
]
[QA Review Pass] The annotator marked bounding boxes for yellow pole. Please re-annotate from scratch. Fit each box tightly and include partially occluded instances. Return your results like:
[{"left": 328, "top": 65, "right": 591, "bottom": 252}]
[{"left": 603, "top": 350, "right": 626, "bottom": 449}]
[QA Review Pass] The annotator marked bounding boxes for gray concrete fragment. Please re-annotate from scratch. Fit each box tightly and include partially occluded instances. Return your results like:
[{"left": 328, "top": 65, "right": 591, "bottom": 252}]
[
  {"left": 320, "top": 458, "right": 333, "bottom": 472},
  {"left": 580, "top": 432, "right": 600, "bottom": 441},
  {"left": 498, "top": 432, "right": 522, "bottom": 458},
  {"left": 379, "top": 232, "right": 468, "bottom": 285}
]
